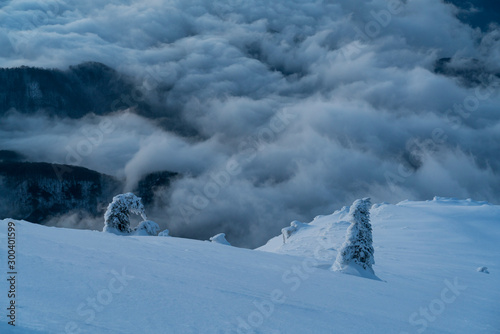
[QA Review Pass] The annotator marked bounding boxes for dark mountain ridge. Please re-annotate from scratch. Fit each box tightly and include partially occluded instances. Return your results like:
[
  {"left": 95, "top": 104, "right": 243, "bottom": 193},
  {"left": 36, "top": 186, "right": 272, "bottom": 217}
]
[
  {"left": 0, "top": 161, "right": 120, "bottom": 222},
  {"left": 0, "top": 62, "right": 199, "bottom": 137},
  {"left": 0, "top": 160, "right": 177, "bottom": 225},
  {"left": 0, "top": 62, "right": 146, "bottom": 118}
]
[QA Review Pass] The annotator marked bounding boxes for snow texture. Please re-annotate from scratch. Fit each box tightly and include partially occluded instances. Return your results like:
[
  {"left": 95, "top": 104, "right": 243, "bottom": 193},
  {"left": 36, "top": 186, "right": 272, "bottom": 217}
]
[{"left": 1, "top": 198, "right": 499, "bottom": 333}]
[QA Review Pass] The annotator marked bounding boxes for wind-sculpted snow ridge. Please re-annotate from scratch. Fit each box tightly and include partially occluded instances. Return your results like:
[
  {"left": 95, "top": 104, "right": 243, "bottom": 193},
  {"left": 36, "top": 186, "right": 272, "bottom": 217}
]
[
  {"left": 258, "top": 197, "right": 500, "bottom": 264},
  {"left": 425, "top": 196, "right": 492, "bottom": 206},
  {"left": 0, "top": 198, "right": 498, "bottom": 333},
  {"left": 210, "top": 233, "right": 231, "bottom": 246}
]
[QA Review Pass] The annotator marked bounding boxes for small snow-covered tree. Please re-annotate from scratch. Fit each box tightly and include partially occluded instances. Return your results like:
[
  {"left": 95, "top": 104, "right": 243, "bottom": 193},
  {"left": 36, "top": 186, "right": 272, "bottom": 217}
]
[
  {"left": 334, "top": 197, "right": 375, "bottom": 273},
  {"left": 103, "top": 193, "right": 147, "bottom": 234}
]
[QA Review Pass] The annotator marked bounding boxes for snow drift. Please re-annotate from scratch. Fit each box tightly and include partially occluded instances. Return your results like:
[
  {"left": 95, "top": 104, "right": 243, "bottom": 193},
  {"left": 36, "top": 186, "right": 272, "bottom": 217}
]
[{"left": 0, "top": 197, "right": 499, "bottom": 333}]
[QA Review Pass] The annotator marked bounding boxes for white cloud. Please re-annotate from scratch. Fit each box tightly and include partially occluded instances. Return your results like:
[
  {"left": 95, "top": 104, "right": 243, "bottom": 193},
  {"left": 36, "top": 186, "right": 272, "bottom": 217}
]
[{"left": 1, "top": 0, "right": 499, "bottom": 247}]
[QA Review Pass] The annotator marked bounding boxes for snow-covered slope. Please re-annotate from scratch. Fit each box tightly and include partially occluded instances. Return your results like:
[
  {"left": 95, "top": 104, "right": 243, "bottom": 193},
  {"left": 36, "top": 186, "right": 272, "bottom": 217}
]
[{"left": 1, "top": 198, "right": 499, "bottom": 333}]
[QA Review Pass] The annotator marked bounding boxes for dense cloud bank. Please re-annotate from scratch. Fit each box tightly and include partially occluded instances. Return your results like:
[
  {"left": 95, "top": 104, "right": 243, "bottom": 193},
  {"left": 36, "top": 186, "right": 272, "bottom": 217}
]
[{"left": 0, "top": 0, "right": 499, "bottom": 247}]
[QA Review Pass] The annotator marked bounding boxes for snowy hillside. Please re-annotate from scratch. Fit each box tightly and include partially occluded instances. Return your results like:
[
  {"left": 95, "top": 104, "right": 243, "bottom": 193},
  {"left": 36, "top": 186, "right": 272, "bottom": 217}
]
[{"left": 1, "top": 198, "right": 499, "bottom": 333}]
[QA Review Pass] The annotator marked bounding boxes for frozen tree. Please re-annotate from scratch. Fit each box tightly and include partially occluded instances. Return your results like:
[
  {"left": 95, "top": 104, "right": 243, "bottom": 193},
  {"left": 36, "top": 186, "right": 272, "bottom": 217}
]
[
  {"left": 333, "top": 197, "right": 375, "bottom": 274},
  {"left": 103, "top": 193, "right": 147, "bottom": 234},
  {"left": 133, "top": 220, "right": 160, "bottom": 236},
  {"left": 210, "top": 233, "right": 231, "bottom": 246}
]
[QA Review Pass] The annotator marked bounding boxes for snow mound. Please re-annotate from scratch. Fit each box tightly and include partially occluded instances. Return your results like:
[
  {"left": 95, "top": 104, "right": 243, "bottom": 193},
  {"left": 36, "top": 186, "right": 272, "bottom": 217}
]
[
  {"left": 477, "top": 266, "right": 490, "bottom": 274},
  {"left": 281, "top": 220, "right": 307, "bottom": 243},
  {"left": 398, "top": 197, "right": 492, "bottom": 207},
  {"left": 133, "top": 220, "right": 160, "bottom": 236},
  {"left": 210, "top": 233, "right": 231, "bottom": 245},
  {"left": 257, "top": 209, "right": 351, "bottom": 264},
  {"left": 333, "top": 262, "right": 382, "bottom": 281},
  {"left": 158, "top": 229, "right": 170, "bottom": 237}
]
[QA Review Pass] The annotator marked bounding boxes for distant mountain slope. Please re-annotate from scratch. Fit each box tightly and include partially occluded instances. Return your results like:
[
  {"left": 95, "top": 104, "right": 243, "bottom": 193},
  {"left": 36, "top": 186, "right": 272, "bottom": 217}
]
[
  {"left": 0, "top": 62, "right": 199, "bottom": 137},
  {"left": 445, "top": 1, "right": 500, "bottom": 31},
  {"left": 0, "top": 198, "right": 498, "bottom": 333},
  {"left": 0, "top": 161, "right": 178, "bottom": 226},
  {"left": 0, "top": 62, "right": 145, "bottom": 118},
  {"left": 0, "top": 161, "right": 120, "bottom": 222},
  {"left": 434, "top": 57, "right": 500, "bottom": 87},
  {"left": 0, "top": 150, "right": 25, "bottom": 162},
  {"left": 133, "top": 170, "right": 178, "bottom": 206}
]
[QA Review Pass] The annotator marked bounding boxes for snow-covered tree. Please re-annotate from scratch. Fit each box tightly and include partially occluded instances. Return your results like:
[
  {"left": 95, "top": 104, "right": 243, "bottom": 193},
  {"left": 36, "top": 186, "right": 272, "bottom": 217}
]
[
  {"left": 103, "top": 193, "right": 147, "bottom": 234},
  {"left": 133, "top": 220, "right": 160, "bottom": 236},
  {"left": 333, "top": 197, "right": 375, "bottom": 274}
]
